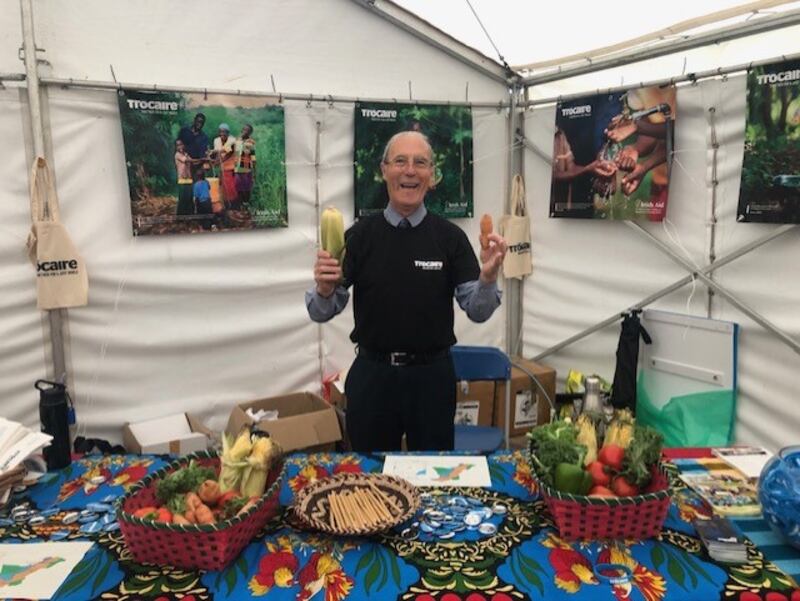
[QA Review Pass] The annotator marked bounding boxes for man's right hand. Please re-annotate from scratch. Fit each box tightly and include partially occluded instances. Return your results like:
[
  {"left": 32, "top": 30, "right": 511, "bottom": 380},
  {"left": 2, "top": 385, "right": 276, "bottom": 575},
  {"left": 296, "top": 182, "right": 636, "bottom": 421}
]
[{"left": 314, "top": 250, "right": 342, "bottom": 298}]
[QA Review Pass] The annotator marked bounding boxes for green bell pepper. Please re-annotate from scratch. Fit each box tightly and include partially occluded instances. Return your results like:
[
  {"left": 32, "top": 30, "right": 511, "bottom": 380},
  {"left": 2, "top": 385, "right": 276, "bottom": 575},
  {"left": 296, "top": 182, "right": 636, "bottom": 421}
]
[{"left": 554, "top": 463, "right": 593, "bottom": 495}]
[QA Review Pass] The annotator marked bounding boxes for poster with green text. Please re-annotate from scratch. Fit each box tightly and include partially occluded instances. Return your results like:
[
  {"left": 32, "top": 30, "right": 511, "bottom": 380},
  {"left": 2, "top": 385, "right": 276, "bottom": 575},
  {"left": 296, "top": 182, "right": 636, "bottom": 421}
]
[
  {"left": 354, "top": 102, "right": 473, "bottom": 219},
  {"left": 738, "top": 59, "right": 800, "bottom": 223},
  {"left": 118, "top": 89, "right": 287, "bottom": 235}
]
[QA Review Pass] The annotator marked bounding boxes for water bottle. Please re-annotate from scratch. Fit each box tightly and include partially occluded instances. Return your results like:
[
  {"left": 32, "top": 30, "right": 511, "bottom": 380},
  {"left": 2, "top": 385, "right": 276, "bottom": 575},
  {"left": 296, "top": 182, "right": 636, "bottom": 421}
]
[
  {"left": 582, "top": 375, "right": 603, "bottom": 415},
  {"left": 37, "top": 380, "right": 72, "bottom": 471}
]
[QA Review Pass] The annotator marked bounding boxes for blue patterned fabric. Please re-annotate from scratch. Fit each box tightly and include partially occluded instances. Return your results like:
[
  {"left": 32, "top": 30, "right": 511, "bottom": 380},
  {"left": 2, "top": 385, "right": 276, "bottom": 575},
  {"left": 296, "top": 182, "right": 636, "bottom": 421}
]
[{"left": 1, "top": 452, "right": 798, "bottom": 601}]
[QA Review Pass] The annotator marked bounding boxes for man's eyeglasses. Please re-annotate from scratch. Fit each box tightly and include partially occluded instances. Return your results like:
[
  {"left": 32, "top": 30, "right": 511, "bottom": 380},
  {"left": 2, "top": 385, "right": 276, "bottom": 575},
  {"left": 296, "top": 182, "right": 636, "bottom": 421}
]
[{"left": 386, "top": 156, "right": 432, "bottom": 170}]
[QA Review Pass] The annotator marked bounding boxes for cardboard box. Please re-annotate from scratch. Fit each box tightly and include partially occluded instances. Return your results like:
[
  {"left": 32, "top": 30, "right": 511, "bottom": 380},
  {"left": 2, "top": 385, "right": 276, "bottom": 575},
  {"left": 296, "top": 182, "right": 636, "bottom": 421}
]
[
  {"left": 329, "top": 380, "right": 347, "bottom": 410},
  {"left": 123, "top": 413, "right": 212, "bottom": 455},
  {"left": 494, "top": 357, "right": 556, "bottom": 437},
  {"left": 226, "top": 392, "right": 342, "bottom": 453},
  {"left": 454, "top": 380, "right": 495, "bottom": 426}
]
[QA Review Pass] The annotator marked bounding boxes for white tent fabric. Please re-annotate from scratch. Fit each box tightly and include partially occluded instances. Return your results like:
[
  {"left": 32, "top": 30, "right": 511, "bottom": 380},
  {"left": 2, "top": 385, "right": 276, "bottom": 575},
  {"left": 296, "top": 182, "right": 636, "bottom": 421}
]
[
  {"left": 522, "top": 74, "right": 800, "bottom": 451},
  {"left": 1, "top": 0, "right": 798, "bottom": 451},
  {"left": 0, "top": 89, "right": 49, "bottom": 424},
  {"left": 0, "top": 1, "right": 509, "bottom": 440}
]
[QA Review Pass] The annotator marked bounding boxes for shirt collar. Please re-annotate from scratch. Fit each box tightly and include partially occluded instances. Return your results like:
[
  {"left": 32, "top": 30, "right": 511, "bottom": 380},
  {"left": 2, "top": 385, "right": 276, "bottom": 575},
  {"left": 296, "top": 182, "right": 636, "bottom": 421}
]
[{"left": 383, "top": 204, "right": 427, "bottom": 228}]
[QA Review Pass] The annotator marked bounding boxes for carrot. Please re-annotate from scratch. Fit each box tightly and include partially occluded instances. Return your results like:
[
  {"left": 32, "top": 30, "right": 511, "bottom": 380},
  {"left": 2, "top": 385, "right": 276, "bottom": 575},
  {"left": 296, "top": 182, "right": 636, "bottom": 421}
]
[
  {"left": 173, "top": 514, "right": 191, "bottom": 525},
  {"left": 184, "top": 510, "right": 196, "bottom": 524},
  {"left": 195, "top": 503, "right": 215, "bottom": 525},
  {"left": 185, "top": 492, "right": 203, "bottom": 511},
  {"left": 479, "top": 214, "right": 493, "bottom": 250}
]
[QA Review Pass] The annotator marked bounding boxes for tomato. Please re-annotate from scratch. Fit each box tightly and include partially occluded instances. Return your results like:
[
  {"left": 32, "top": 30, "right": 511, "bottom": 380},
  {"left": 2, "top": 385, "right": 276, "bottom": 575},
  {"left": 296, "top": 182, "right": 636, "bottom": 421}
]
[
  {"left": 217, "top": 490, "right": 240, "bottom": 507},
  {"left": 598, "top": 444, "right": 625, "bottom": 471},
  {"left": 155, "top": 507, "right": 173, "bottom": 523},
  {"left": 587, "top": 461, "right": 612, "bottom": 486},
  {"left": 588, "top": 485, "right": 616, "bottom": 497},
  {"left": 611, "top": 476, "right": 640, "bottom": 497}
]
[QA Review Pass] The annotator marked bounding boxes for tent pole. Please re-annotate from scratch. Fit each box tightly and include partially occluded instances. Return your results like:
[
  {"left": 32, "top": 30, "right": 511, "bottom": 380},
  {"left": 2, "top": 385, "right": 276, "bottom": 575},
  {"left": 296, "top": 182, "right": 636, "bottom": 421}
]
[
  {"left": 523, "top": 52, "right": 800, "bottom": 107},
  {"left": 20, "top": 0, "right": 68, "bottom": 383},
  {"left": 521, "top": 8, "right": 800, "bottom": 86},
  {"left": 532, "top": 224, "right": 797, "bottom": 361},
  {"left": 505, "top": 80, "right": 524, "bottom": 357},
  {"left": 625, "top": 221, "right": 800, "bottom": 356},
  {"left": 0, "top": 76, "right": 515, "bottom": 109}
]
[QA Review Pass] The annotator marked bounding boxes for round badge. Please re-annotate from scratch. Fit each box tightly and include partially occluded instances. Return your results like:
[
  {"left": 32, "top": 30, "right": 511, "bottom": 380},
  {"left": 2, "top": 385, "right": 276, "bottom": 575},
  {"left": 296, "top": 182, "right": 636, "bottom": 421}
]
[{"left": 478, "top": 522, "right": 497, "bottom": 535}]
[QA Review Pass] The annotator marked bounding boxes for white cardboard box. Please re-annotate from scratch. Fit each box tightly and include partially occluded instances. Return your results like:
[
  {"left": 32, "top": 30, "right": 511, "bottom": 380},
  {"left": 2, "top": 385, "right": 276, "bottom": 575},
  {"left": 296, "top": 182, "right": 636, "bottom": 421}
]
[{"left": 123, "top": 413, "right": 212, "bottom": 455}]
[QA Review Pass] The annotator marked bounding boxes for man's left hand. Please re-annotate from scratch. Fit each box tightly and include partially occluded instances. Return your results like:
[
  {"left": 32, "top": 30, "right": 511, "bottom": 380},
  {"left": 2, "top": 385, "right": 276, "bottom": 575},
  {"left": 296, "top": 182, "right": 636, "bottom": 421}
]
[{"left": 479, "top": 232, "right": 507, "bottom": 284}]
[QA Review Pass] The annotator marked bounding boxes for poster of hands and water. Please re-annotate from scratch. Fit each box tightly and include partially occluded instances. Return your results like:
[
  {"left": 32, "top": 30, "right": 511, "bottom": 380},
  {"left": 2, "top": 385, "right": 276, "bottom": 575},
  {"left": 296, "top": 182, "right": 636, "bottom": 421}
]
[
  {"left": 738, "top": 58, "right": 800, "bottom": 223},
  {"left": 118, "top": 89, "right": 288, "bottom": 235},
  {"left": 550, "top": 85, "right": 677, "bottom": 221}
]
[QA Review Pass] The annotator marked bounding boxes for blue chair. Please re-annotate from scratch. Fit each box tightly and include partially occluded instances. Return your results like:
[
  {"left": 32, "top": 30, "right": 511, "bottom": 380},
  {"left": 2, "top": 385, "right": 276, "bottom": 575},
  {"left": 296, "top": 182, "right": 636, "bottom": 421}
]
[{"left": 451, "top": 345, "right": 512, "bottom": 452}]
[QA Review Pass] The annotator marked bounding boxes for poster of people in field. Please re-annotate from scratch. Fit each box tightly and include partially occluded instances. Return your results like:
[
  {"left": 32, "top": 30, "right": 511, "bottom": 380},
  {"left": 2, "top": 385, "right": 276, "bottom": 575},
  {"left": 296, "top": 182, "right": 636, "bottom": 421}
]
[
  {"left": 738, "top": 59, "right": 800, "bottom": 223},
  {"left": 550, "top": 85, "right": 677, "bottom": 221},
  {"left": 118, "top": 89, "right": 287, "bottom": 235},
  {"left": 354, "top": 102, "right": 473, "bottom": 218}
]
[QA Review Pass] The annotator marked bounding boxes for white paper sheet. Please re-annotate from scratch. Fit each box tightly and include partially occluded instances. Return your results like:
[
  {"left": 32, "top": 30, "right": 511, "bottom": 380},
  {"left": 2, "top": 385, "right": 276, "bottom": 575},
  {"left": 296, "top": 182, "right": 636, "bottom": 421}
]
[
  {"left": 0, "top": 542, "right": 94, "bottom": 600},
  {"left": 382, "top": 455, "right": 491, "bottom": 488}
]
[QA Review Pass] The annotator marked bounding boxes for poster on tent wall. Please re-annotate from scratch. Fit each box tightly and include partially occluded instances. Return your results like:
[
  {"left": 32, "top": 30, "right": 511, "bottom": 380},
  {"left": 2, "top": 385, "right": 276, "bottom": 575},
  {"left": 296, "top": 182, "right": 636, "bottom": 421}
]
[
  {"left": 354, "top": 102, "right": 473, "bottom": 218},
  {"left": 550, "top": 85, "right": 677, "bottom": 221},
  {"left": 118, "top": 89, "right": 288, "bottom": 235},
  {"left": 737, "top": 59, "right": 800, "bottom": 223}
]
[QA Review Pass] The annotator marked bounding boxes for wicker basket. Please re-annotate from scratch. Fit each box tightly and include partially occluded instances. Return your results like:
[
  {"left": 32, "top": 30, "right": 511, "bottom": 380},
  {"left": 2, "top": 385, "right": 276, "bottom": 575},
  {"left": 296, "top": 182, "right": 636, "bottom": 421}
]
[
  {"left": 531, "top": 452, "right": 671, "bottom": 541},
  {"left": 293, "top": 473, "right": 419, "bottom": 536},
  {"left": 117, "top": 450, "right": 286, "bottom": 570}
]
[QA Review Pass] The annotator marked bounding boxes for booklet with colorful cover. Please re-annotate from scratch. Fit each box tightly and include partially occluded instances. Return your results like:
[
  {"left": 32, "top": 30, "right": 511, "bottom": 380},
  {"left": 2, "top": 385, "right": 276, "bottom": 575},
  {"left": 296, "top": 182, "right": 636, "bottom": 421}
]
[
  {"left": 679, "top": 469, "right": 761, "bottom": 516},
  {"left": 711, "top": 446, "right": 773, "bottom": 480},
  {"left": 693, "top": 515, "right": 748, "bottom": 563}
]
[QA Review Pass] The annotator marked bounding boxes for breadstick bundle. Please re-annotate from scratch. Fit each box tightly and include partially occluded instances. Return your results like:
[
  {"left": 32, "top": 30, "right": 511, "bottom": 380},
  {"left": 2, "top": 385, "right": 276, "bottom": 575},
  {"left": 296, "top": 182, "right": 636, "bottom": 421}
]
[{"left": 326, "top": 485, "right": 400, "bottom": 532}]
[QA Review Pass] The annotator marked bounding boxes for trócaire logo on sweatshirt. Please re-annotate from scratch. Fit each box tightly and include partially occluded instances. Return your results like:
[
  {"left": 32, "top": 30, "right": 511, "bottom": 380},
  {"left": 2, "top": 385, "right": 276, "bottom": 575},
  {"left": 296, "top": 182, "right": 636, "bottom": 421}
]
[{"left": 414, "top": 260, "right": 443, "bottom": 271}]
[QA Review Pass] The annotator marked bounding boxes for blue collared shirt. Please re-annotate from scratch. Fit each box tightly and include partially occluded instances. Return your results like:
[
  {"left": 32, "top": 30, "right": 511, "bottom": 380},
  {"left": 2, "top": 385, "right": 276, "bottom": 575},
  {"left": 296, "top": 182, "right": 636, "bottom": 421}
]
[{"left": 306, "top": 205, "right": 501, "bottom": 324}]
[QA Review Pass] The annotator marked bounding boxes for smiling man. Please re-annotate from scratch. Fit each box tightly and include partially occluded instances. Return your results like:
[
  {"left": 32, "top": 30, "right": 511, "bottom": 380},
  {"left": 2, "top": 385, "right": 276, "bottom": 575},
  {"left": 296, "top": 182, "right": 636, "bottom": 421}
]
[{"left": 306, "top": 130, "right": 507, "bottom": 452}]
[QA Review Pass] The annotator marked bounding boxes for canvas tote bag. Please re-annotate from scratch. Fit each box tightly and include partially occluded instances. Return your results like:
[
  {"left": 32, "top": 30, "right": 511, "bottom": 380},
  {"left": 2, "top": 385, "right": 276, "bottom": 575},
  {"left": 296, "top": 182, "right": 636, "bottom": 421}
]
[
  {"left": 499, "top": 174, "right": 532, "bottom": 278},
  {"left": 26, "top": 157, "right": 88, "bottom": 310}
]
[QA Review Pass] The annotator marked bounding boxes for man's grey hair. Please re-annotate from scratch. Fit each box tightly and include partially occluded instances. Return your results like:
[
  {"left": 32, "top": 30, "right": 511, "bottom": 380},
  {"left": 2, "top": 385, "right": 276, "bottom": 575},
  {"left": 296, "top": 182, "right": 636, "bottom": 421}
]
[{"left": 381, "top": 131, "right": 434, "bottom": 163}]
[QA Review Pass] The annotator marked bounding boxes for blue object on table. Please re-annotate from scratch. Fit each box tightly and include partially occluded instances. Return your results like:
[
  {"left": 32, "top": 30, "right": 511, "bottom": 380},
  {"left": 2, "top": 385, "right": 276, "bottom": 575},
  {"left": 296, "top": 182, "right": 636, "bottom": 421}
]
[
  {"left": 758, "top": 444, "right": 800, "bottom": 550},
  {"left": 451, "top": 345, "right": 511, "bottom": 451},
  {"left": 453, "top": 424, "right": 504, "bottom": 452}
]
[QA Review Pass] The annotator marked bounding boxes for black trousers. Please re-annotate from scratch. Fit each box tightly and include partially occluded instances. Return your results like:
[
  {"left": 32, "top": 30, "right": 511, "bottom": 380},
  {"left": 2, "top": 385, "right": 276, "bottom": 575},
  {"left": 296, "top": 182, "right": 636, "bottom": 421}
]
[{"left": 344, "top": 352, "right": 456, "bottom": 452}]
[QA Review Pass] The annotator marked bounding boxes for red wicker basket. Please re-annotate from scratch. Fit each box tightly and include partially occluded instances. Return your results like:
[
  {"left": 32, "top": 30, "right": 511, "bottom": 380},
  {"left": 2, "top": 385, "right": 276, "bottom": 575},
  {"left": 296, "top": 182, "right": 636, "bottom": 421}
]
[
  {"left": 532, "top": 454, "right": 671, "bottom": 541},
  {"left": 117, "top": 449, "right": 286, "bottom": 570}
]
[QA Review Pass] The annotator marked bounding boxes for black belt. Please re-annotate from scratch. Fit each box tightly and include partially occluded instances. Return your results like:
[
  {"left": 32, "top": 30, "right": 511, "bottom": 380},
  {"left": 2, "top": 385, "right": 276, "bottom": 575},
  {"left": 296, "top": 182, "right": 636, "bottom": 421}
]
[{"left": 358, "top": 347, "right": 450, "bottom": 367}]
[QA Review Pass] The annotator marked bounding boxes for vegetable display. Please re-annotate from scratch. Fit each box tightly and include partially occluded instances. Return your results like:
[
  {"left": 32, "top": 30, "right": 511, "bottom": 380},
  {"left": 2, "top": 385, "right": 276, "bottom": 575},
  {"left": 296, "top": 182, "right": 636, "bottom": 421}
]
[
  {"left": 130, "top": 429, "right": 282, "bottom": 526},
  {"left": 528, "top": 408, "right": 663, "bottom": 498}
]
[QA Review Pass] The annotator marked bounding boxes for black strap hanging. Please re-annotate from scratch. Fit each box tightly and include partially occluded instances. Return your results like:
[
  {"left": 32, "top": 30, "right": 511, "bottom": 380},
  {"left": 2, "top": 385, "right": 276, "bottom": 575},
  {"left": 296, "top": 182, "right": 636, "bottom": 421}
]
[{"left": 610, "top": 310, "right": 652, "bottom": 413}]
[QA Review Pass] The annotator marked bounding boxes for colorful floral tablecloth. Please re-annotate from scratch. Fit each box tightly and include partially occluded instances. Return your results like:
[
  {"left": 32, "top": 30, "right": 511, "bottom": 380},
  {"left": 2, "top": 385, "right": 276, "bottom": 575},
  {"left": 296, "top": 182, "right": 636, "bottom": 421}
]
[{"left": 2, "top": 452, "right": 799, "bottom": 601}]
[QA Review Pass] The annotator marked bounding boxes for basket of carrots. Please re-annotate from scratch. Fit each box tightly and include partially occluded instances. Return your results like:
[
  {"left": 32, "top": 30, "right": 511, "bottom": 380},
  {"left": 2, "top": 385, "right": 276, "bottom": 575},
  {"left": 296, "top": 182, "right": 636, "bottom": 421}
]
[
  {"left": 528, "top": 409, "right": 670, "bottom": 541},
  {"left": 117, "top": 429, "right": 285, "bottom": 570}
]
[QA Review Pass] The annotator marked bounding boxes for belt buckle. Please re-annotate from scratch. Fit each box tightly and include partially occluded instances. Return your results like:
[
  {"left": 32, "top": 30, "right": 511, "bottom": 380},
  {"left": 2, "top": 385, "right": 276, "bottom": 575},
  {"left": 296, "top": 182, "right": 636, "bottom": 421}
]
[{"left": 389, "top": 352, "right": 408, "bottom": 366}]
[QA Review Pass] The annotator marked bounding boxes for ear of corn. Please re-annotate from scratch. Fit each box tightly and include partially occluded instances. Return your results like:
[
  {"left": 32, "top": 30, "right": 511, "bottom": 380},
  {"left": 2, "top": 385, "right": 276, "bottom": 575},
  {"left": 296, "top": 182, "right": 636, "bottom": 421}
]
[
  {"left": 575, "top": 413, "right": 598, "bottom": 465},
  {"left": 321, "top": 206, "right": 345, "bottom": 263},
  {"left": 218, "top": 430, "right": 253, "bottom": 493},
  {"left": 240, "top": 436, "right": 283, "bottom": 498},
  {"left": 605, "top": 409, "right": 635, "bottom": 449}
]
